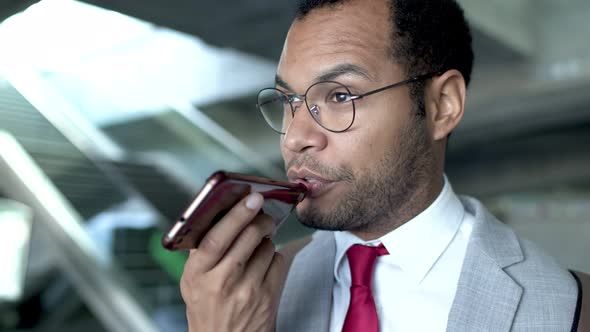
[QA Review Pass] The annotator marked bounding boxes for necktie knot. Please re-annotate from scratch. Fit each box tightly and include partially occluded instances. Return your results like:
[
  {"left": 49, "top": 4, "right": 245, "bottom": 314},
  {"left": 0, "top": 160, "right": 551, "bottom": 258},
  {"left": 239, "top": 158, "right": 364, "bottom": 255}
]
[{"left": 346, "top": 243, "right": 389, "bottom": 287}]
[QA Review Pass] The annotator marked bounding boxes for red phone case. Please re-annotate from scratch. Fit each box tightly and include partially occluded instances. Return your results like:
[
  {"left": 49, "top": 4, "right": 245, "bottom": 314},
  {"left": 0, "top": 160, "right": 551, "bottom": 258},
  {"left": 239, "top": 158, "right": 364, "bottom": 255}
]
[{"left": 162, "top": 171, "right": 307, "bottom": 250}]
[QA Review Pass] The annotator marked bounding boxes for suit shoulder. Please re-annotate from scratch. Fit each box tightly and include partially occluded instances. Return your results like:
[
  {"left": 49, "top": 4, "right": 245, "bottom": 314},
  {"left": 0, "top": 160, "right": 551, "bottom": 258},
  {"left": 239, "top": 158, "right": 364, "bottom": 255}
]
[
  {"left": 461, "top": 196, "right": 578, "bottom": 327},
  {"left": 509, "top": 232, "right": 577, "bottom": 292},
  {"left": 462, "top": 195, "right": 575, "bottom": 289},
  {"left": 509, "top": 235, "right": 579, "bottom": 328}
]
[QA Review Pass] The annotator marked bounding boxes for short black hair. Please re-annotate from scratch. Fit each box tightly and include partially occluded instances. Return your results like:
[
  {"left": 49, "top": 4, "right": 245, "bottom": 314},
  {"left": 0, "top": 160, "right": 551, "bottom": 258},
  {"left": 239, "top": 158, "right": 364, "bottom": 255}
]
[
  {"left": 296, "top": 0, "right": 474, "bottom": 116},
  {"left": 296, "top": 0, "right": 473, "bottom": 85}
]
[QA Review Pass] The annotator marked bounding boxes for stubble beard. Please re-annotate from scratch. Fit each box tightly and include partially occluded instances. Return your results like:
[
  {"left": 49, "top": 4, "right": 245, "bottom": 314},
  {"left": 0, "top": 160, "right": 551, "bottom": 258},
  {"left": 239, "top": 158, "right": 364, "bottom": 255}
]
[{"left": 295, "top": 116, "right": 432, "bottom": 234}]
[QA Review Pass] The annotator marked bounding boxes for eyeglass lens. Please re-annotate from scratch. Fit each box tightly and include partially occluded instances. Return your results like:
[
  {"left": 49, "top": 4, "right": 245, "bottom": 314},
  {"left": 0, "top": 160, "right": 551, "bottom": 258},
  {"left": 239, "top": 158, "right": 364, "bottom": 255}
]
[{"left": 257, "top": 81, "right": 355, "bottom": 133}]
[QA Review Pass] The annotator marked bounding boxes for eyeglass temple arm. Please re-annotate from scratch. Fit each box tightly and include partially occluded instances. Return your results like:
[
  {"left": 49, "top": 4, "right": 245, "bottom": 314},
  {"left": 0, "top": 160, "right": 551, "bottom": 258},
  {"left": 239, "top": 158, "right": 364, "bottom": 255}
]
[
  {"left": 351, "top": 72, "right": 441, "bottom": 100},
  {"left": 256, "top": 93, "right": 301, "bottom": 108}
]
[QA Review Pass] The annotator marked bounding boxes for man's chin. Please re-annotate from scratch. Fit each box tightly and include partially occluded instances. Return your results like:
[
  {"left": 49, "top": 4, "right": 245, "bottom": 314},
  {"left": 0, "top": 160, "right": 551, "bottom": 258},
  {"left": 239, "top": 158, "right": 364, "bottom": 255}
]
[
  {"left": 295, "top": 204, "right": 319, "bottom": 229},
  {"left": 295, "top": 204, "right": 345, "bottom": 231},
  {"left": 295, "top": 194, "right": 331, "bottom": 219},
  {"left": 297, "top": 215, "right": 340, "bottom": 231}
]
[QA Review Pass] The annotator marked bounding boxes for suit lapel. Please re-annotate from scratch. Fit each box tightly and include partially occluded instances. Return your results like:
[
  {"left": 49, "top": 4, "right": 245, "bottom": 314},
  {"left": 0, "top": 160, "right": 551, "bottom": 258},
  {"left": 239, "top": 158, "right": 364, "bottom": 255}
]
[
  {"left": 277, "top": 231, "right": 336, "bottom": 332},
  {"left": 447, "top": 197, "right": 524, "bottom": 332}
]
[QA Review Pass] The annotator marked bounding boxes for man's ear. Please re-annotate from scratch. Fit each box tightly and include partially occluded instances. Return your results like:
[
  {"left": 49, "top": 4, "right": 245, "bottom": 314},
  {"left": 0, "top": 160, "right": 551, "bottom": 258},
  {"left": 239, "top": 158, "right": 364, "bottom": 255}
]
[{"left": 426, "top": 70, "right": 466, "bottom": 141}]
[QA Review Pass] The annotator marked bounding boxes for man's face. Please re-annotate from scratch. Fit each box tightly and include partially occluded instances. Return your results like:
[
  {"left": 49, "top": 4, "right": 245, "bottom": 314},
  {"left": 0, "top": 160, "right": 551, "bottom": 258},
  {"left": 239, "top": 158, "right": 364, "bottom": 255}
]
[{"left": 278, "top": 0, "right": 433, "bottom": 235}]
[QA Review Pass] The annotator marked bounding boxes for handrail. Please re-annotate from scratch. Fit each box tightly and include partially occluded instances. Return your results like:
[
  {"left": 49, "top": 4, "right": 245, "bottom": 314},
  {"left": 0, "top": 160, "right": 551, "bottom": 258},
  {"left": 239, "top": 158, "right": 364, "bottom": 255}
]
[
  {"left": 0, "top": 63, "right": 125, "bottom": 161},
  {"left": 0, "top": 131, "right": 160, "bottom": 332}
]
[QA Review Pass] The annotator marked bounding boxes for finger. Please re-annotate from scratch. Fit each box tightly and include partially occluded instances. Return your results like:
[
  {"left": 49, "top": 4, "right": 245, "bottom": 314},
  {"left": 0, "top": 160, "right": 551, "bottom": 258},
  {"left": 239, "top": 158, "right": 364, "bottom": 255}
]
[
  {"left": 242, "top": 238, "right": 276, "bottom": 285},
  {"left": 192, "top": 193, "right": 264, "bottom": 272},
  {"left": 216, "top": 214, "right": 275, "bottom": 274},
  {"left": 181, "top": 249, "right": 198, "bottom": 279},
  {"left": 263, "top": 252, "right": 288, "bottom": 293}
]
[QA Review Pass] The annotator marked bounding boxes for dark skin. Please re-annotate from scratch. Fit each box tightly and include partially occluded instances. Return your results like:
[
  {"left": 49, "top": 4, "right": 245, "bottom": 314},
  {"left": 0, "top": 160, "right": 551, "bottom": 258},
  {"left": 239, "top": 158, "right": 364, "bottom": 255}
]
[{"left": 180, "top": 0, "right": 467, "bottom": 330}]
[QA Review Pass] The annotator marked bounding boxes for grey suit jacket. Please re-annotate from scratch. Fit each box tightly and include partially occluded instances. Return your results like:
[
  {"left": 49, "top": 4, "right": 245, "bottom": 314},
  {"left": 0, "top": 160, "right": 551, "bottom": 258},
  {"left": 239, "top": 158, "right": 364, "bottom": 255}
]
[{"left": 277, "top": 196, "right": 579, "bottom": 331}]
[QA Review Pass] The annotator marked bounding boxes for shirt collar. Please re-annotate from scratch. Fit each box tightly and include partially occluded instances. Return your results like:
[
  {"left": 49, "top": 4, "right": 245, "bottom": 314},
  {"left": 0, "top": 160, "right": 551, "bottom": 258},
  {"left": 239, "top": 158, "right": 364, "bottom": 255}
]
[{"left": 333, "top": 176, "right": 465, "bottom": 285}]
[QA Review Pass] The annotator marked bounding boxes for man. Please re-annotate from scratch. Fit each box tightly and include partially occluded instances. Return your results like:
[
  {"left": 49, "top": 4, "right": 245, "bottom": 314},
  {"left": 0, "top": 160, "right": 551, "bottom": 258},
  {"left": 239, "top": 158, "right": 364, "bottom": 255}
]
[{"left": 180, "top": 0, "right": 588, "bottom": 331}]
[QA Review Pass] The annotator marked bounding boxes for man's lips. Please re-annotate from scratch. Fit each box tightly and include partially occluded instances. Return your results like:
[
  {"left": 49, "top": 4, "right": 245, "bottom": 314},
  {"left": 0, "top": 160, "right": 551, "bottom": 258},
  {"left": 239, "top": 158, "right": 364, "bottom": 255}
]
[{"left": 287, "top": 169, "right": 336, "bottom": 198}]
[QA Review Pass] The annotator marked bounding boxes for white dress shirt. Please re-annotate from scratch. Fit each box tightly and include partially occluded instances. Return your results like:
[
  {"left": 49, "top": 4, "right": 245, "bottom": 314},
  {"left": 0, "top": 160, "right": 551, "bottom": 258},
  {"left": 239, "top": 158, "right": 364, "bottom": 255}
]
[{"left": 330, "top": 177, "right": 475, "bottom": 332}]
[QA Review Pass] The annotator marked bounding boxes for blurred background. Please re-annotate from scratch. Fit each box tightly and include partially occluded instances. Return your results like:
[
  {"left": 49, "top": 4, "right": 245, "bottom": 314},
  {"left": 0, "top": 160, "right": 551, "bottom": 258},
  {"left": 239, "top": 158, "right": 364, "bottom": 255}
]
[{"left": 0, "top": 0, "right": 588, "bottom": 331}]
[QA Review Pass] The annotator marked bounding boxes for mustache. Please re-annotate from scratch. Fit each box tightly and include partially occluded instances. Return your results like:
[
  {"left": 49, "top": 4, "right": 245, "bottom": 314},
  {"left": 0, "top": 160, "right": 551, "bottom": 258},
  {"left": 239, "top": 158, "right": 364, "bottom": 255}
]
[{"left": 285, "top": 155, "right": 355, "bottom": 182}]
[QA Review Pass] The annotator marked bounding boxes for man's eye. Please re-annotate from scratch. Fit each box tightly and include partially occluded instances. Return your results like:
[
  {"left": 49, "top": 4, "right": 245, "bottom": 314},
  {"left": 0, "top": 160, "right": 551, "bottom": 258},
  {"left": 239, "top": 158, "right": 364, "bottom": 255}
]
[{"left": 329, "top": 91, "right": 352, "bottom": 103}]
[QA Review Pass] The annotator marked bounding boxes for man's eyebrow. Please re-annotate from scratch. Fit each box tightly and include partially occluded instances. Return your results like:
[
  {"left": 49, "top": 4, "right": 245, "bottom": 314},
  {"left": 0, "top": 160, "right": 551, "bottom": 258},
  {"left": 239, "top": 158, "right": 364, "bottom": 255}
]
[
  {"left": 275, "top": 75, "right": 293, "bottom": 91},
  {"left": 315, "top": 63, "right": 373, "bottom": 83},
  {"left": 274, "top": 63, "right": 372, "bottom": 92}
]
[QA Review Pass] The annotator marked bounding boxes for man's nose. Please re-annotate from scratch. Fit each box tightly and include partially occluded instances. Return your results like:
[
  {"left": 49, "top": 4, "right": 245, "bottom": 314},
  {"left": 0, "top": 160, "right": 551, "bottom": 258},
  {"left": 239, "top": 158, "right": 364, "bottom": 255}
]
[{"left": 282, "top": 104, "right": 327, "bottom": 154}]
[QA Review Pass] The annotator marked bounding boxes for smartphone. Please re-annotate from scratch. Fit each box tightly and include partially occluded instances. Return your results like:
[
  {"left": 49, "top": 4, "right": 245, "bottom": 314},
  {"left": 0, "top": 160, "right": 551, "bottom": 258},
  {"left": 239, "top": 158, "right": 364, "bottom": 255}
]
[{"left": 162, "top": 171, "right": 307, "bottom": 251}]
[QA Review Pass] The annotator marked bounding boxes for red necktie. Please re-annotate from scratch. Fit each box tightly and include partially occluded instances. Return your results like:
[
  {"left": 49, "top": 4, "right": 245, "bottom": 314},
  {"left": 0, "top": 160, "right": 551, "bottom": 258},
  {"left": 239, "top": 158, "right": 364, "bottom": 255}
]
[{"left": 342, "top": 244, "right": 389, "bottom": 332}]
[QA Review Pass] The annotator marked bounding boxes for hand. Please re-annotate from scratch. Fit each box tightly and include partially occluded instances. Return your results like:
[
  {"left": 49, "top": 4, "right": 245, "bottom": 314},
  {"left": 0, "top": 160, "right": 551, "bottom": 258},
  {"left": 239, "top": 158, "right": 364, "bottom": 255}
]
[{"left": 180, "top": 193, "right": 288, "bottom": 332}]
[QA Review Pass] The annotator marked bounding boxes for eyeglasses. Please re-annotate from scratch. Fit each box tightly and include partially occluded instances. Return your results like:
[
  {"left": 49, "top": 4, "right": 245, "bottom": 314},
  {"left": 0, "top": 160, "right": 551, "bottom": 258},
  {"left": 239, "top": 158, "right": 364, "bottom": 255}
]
[{"left": 256, "top": 72, "right": 439, "bottom": 134}]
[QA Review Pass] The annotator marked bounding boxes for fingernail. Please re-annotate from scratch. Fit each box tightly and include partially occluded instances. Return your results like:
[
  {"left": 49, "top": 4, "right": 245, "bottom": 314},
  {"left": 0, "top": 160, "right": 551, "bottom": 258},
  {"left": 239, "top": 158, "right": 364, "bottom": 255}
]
[{"left": 245, "top": 193, "right": 263, "bottom": 210}]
